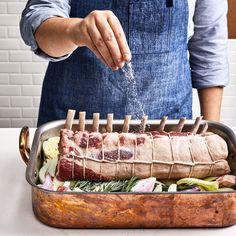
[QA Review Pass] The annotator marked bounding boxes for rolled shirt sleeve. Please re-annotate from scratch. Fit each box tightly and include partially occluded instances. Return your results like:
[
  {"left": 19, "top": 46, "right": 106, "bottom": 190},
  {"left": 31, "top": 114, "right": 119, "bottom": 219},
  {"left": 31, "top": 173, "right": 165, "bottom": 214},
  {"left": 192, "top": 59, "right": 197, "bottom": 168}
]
[
  {"left": 188, "top": 0, "right": 229, "bottom": 89},
  {"left": 20, "top": 0, "right": 71, "bottom": 61}
]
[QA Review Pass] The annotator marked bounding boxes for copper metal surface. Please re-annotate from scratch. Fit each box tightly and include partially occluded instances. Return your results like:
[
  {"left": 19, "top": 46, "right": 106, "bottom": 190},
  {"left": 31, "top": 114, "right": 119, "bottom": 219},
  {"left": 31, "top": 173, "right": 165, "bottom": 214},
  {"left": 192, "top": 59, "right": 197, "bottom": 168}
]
[{"left": 19, "top": 119, "right": 236, "bottom": 228}]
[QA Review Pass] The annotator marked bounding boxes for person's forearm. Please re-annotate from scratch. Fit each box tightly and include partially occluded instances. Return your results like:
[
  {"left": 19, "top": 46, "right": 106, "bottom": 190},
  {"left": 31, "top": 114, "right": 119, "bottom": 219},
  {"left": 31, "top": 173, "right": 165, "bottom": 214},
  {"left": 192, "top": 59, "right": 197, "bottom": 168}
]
[
  {"left": 34, "top": 11, "right": 131, "bottom": 70},
  {"left": 197, "top": 87, "right": 223, "bottom": 122},
  {"left": 35, "top": 17, "right": 80, "bottom": 57}
]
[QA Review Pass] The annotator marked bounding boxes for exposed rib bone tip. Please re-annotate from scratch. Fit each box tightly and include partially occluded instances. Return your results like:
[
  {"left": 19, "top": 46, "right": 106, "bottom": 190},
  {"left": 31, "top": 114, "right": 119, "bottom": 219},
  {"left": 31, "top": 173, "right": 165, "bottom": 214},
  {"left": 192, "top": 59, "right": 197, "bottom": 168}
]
[
  {"left": 159, "top": 116, "right": 168, "bottom": 132},
  {"left": 92, "top": 113, "right": 100, "bottom": 132},
  {"left": 78, "top": 111, "right": 86, "bottom": 132},
  {"left": 200, "top": 121, "right": 208, "bottom": 135},
  {"left": 191, "top": 116, "right": 203, "bottom": 134},
  {"left": 123, "top": 115, "right": 131, "bottom": 133},
  {"left": 65, "top": 109, "right": 76, "bottom": 130},
  {"left": 175, "top": 117, "right": 186, "bottom": 132},
  {"left": 106, "top": 113, "right": 114, "bottom": 133},
  {"left": 140, "top": 115, "right": 148, "bottom": 132}
]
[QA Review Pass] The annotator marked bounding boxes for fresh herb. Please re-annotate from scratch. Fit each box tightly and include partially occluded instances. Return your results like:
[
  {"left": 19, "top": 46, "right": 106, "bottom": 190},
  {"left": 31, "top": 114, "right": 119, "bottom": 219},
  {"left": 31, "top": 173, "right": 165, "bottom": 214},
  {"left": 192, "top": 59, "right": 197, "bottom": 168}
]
[
  {"left": 71, "top": 177, "right": 138, "bottom": 192},
  {"left": 122, "top": 176, "right": 138, "bottom": 192}
]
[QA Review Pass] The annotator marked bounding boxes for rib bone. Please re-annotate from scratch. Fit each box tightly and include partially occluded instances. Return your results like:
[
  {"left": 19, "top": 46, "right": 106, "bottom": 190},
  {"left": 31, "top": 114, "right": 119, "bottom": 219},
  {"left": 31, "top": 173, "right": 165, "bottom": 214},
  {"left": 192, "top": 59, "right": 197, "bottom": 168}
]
[
  {"left": 200, "top": 122, "right": 208, "bottom": 135},
  {"left": 158, "top": 116, "right": 168, "bottom": 132},
  {"left": 140, "top": 116, "right": 148, "bottom": 132},
  {"left": 106, "top": 113, "right": 114, "bottom": 133},
  {"left": 175, "top": 117, "right": 186, "bottom": 132},
  {"left": 123, "top": 115, "right": 131, "bottom": 133},
  {"left": 65, "top": 109, "right": 75, "bottom": 130},
  {"left": 78, "top": 111, "right": 86, "bottom": 132},
  {"left": 92, "top": 113, "right": 100, "bottom": 132},
  {"left": 191, "top": 116, "right": 203, "bottom": 134}
]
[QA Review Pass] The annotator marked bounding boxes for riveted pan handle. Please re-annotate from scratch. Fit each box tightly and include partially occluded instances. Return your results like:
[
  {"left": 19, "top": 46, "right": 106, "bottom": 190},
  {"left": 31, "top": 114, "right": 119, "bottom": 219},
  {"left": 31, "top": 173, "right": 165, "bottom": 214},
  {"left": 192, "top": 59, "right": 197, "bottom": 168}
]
[{"left": 19, "top": 126, "right": 31, "bottom": 165}]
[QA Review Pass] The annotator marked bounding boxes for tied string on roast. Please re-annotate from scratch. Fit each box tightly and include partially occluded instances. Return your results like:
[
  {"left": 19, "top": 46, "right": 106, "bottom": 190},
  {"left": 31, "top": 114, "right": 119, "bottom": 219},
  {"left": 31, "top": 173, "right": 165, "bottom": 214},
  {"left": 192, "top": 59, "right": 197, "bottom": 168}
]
[{"left": 55, "top": 109, "right": 230, "bottom": 181}]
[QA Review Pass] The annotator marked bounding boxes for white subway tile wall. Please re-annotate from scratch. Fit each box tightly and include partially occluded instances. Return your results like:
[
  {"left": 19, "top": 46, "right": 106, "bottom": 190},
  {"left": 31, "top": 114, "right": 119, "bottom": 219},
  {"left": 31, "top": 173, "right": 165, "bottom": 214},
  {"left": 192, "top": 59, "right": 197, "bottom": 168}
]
[
  {"left": 0, "top": 0, "right": 236, "bottom": 127},
  {"left": 0, "top": 0, "right": 47, "bottom": 127}
]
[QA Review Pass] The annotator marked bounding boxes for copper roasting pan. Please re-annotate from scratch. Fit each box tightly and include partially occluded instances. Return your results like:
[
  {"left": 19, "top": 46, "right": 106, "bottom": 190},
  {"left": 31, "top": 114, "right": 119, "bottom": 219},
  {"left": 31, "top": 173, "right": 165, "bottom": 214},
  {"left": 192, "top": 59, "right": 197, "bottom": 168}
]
[{"left": 19, "top": 119, "right": 236, "bottom": 228}]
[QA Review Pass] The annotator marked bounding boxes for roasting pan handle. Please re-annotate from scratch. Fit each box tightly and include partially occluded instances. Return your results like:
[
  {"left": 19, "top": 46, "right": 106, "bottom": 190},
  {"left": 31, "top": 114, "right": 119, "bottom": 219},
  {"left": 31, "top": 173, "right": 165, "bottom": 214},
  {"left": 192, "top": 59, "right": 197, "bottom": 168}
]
[{"left": 19, "top": 126, "right": 30, "bottom": 165}]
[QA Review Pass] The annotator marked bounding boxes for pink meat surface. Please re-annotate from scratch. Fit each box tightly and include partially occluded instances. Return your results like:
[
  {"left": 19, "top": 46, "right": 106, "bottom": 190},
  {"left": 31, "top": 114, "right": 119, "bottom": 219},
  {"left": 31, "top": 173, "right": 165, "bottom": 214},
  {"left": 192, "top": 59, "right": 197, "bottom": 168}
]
[{"left": 56, "top": 129, "right": 230, "bottom": 181}]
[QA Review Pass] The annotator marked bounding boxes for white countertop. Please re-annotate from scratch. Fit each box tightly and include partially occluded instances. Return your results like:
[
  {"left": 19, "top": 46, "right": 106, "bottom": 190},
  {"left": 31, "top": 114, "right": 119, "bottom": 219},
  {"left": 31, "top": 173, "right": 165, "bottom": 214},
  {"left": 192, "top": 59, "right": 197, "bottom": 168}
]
[{"left": 1, "top": 128, "right": 236, "bottom": 236}]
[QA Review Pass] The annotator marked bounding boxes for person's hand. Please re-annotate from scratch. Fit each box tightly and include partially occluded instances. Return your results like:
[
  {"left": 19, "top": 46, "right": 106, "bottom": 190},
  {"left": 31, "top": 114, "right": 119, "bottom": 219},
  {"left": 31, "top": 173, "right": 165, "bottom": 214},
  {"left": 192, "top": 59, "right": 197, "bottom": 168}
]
[{"left": 70, "top": 10, "right": 131, "bottom": 70}]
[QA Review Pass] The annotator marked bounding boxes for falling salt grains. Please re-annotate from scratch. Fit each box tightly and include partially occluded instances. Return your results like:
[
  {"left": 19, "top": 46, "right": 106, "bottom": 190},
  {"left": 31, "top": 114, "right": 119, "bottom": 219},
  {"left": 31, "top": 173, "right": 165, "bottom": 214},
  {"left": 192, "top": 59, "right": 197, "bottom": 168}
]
[{"left": 121, "top": 62, "right": 146, "bottom": 119}]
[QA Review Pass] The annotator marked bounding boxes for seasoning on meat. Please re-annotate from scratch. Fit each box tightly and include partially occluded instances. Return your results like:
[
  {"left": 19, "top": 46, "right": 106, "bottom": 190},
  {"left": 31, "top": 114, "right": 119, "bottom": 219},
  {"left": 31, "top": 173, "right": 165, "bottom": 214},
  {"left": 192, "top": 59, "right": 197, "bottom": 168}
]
[{"left": 55, "top": 110, "right": 231, "bottom": 181}]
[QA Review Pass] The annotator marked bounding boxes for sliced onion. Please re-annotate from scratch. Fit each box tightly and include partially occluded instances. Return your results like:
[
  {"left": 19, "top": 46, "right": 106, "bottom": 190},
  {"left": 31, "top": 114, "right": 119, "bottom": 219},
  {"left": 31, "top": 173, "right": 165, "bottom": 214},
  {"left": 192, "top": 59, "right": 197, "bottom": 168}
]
[
  {"left": 131, "top": 177, "right": 156, "bottom": 192},
  {"left": 42, "top": 174, "right": 53, "bottom": 190}
]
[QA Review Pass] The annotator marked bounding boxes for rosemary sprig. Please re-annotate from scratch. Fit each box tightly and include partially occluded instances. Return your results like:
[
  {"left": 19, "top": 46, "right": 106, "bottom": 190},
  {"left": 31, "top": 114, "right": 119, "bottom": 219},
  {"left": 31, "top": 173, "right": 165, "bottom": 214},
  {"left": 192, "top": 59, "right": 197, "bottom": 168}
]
[
  {"left": 72, "top": 177, "right": 138, "bottom": 192},
  {"left": 122, "top": 176, "right": 138, "bottom": 192}
]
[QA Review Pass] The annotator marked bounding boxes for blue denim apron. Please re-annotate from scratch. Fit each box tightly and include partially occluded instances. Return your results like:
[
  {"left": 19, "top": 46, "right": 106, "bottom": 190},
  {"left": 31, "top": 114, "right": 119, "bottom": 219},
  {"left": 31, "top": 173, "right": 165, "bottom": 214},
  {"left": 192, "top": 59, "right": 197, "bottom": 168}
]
[{"left": 37, "top": 0, "right": 192, "bottom": 126}]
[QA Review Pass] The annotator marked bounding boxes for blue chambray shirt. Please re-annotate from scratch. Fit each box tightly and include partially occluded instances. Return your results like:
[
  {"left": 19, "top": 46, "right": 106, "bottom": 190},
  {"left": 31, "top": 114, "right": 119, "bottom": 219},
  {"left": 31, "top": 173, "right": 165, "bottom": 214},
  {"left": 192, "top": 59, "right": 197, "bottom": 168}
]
[{"left": 20, "top": 0, "right": 229, "bottom": 89}]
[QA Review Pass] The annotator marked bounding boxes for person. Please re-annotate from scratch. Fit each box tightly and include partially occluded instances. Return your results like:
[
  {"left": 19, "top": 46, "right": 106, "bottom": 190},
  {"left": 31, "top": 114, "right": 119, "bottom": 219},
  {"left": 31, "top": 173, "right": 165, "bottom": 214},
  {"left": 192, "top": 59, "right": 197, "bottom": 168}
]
[{"left": 20, "top": 0, "right": 229, "bottom": 126}]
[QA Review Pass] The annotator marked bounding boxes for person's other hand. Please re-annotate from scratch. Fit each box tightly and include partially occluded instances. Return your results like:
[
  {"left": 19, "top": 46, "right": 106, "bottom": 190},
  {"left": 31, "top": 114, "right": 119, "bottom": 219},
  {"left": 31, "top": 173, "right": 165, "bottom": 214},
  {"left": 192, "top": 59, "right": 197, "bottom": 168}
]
[{"left": 70, "top": 10, "right": 131, "bottom": 70}]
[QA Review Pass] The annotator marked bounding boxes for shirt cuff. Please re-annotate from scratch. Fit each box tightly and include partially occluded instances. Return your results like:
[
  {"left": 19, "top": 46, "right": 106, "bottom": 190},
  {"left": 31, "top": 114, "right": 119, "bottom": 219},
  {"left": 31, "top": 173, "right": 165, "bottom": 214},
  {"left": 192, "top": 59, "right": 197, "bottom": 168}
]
[
  {"left": 191, "top": 66, "right": 229, "bottom": 89},
  {"left": 20, "top": 11, "right": 71, "bottom": 62}
]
